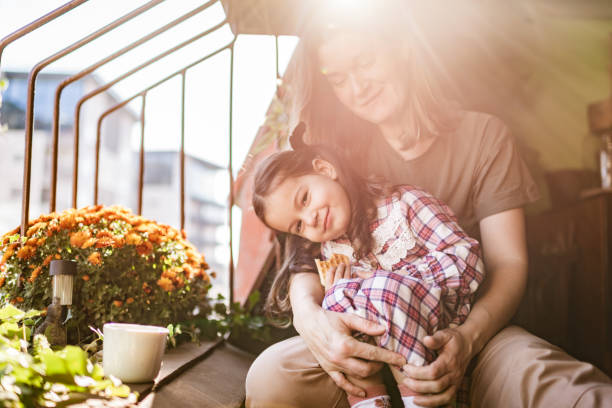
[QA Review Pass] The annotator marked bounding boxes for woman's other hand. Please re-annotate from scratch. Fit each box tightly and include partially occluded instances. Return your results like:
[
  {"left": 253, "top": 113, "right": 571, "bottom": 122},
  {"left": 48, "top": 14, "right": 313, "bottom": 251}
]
[
  {"left": 291, "top": 273, "right": 406, "bottom": 396},
  {"left": 401, "top": 327, "right": 473, "bottom": 406}
]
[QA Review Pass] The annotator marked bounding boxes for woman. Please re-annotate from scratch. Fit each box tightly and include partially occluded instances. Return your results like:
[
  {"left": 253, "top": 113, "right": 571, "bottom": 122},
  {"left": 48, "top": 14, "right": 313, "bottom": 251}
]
[{"left": 245, "top": 3, "right": 612, "bottom": 407}]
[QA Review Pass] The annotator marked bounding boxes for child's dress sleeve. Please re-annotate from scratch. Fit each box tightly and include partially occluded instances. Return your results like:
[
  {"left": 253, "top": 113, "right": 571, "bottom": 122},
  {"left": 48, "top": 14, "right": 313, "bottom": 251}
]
[{"left": 395, "top": 188, "right": 485, "bottom": 326}]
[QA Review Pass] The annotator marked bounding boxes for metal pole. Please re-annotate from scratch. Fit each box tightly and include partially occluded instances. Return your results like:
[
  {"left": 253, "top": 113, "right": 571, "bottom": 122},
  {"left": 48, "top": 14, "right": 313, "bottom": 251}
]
[
  {"left": 228, "top": 44, "right": 235, "bottom": 306},
  {"left": 180, "top": 72, "right": 186, "bottom": 231},
  {"left": 138, "top": 94, "right": 147, "bottom": 215},
  {"left": 275, "top": 35, "right": 280, "bottom": 81}
]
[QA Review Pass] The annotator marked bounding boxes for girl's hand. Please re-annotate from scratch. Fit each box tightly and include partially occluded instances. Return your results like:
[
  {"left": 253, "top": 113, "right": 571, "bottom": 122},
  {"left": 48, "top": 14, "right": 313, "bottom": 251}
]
[
  {"left": 324, "top": 262, "right": 352, "bottom": 290},
  {"left": 400, "top": 327, "right": 473, "bottom": 407}
]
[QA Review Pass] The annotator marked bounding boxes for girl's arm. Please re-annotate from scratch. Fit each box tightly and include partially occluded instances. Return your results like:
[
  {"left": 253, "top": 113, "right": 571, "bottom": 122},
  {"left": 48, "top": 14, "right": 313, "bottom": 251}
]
[
  {"left": 402, "top": 208, "right": 528, "bottom": 407},
  {"left": 290, "top": 271, "right": 406, "bottom": 396}
]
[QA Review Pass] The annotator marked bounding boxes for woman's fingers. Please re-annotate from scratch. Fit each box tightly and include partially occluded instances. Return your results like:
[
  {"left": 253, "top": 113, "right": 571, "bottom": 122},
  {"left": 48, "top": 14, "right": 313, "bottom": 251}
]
[
  {"left": 339, "top": 313, "right": 386, "bottom": 336},
  {"left": 401, "top": 372, "right": 453, "bottom": 394},
  {"left": 403, "top": 359, "right": 448, "bottom": 381},
  {"left": 331, "top": 324, "right": 405, "bottom": 368},
  {"left": 328, "top": 371, "right": 365, "bottom": 397},
  {"left": 351, "top": 341, "right": 406, "bottom": 369},
  {"left": 333, "top": 355, "right": 385, "bottom": 379},
  {"left": 413, "top": 384, "right": 458, "bottom": 407}
]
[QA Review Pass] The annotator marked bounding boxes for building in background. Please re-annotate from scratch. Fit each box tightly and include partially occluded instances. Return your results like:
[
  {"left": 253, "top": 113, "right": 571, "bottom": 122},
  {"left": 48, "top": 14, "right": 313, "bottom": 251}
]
[
  {"left": 0, "top": 71, "right": 137, "bottom": 230},
  {"left": 141, "top": 151, "right": 229, "bottom": 291}
]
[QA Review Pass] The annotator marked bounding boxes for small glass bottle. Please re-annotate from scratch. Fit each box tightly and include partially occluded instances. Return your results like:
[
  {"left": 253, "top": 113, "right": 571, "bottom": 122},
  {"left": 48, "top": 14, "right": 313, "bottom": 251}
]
[{"left": 600, "top": 132, "right": 612, "bottom": 189}]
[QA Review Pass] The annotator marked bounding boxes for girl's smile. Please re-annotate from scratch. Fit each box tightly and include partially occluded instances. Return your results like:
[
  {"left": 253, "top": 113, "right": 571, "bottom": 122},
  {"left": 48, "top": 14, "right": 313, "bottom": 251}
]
[{"left": 262, "top": 160, "right": 351, "bottom": 243}]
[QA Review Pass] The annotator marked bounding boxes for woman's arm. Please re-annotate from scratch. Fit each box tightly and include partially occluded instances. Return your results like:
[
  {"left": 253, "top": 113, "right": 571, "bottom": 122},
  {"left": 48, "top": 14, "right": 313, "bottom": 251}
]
[
  {"left": 402, "top": 208, "right": 528, "bottom": 406},
  {"left": 290, "top": 270, "right": 407, "bottom": 397}
]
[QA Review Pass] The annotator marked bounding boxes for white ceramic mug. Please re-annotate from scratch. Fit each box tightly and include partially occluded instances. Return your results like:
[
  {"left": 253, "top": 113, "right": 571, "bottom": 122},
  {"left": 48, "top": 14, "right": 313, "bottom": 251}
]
[{"left": 103, "top": 323, "right": 169, "bottom": 383}]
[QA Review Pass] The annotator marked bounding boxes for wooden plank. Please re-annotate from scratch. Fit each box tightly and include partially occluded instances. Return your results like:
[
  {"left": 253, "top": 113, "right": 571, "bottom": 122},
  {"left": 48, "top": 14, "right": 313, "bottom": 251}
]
[
  {"left": 129, "top": 338, "right": 224, "bottom": 397},
  {"left": 138, "top": 343, "right": 255, "bottom": 408}
]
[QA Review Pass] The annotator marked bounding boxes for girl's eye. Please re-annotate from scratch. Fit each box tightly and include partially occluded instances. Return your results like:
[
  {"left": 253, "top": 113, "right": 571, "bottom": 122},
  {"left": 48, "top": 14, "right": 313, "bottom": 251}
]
[
  {"left": 296, "top": 221, "right": 303, "bottom": 233},
  {"left": 301, "top": 192, "right": 308, "bottom": 206}
]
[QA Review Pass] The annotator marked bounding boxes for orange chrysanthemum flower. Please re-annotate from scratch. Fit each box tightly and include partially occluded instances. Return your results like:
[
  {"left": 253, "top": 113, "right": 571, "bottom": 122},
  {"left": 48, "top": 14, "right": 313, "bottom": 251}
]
[
  {"left": 87, "top": 252, "right": 102, "bottom": 266},
  {"left": 136, "top": 241, "right": 153, "bottom": 256},
  {"left": 16, "top": 245, "right": 36, "bottom": 260},
  {"left": 70, "top": 230, "right": 91, "bottom": 248},
  {"left": 125, "top": 233, "right": 142, "bottom": 246},
  {"left": 42, "top": 254, "right": 54, "bottom": 267},
  {"left": 94, "top": 237, "right": 114, "bottom": 249},
  {"left": 29, "top": 266, "right": 42, "bottom": 283},
  {"left": 157, "top": 277, "right": 175, "bottom": 292}
]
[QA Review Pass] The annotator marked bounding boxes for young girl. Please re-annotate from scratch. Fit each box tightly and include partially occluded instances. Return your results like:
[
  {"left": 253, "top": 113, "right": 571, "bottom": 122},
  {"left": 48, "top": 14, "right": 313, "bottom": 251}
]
[{"left": 252, "top": 145, "right": 484, "bottom": 408}]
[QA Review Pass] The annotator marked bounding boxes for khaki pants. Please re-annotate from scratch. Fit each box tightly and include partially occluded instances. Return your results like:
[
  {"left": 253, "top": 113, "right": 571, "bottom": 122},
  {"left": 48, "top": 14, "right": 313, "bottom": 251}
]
[{"left": 245, "top": 326, "right": 612, "bottom": 407}]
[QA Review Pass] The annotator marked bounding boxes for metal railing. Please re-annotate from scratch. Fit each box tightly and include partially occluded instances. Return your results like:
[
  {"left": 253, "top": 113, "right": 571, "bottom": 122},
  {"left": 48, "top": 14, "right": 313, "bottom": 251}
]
[{"left": 0, "top": 0, "right": 258, "bottom": 305}]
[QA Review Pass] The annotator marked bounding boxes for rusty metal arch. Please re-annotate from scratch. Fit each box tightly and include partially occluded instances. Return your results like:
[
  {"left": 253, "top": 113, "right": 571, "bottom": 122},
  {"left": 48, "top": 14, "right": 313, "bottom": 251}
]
[{"left": 0, "top": 0, "right": 244, "bottom": 304}]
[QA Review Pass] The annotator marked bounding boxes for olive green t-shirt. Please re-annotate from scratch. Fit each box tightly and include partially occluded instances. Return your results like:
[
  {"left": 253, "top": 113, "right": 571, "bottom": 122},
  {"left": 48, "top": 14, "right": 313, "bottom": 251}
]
[{"left": 362, "top": 111, "right": 540, "bottom": 236}]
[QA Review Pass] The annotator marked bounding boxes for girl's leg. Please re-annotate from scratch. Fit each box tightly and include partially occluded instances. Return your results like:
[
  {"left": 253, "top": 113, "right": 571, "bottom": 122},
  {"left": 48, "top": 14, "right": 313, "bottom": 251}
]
[{"left": 323, "top": 271, "right": 443, "bottom": 407}]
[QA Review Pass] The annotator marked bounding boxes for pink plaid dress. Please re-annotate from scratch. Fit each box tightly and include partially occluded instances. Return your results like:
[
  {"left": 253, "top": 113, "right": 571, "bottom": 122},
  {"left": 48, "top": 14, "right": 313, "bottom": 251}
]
[{"left": 321, "top": 186, "right": 484, "bottom": 403}]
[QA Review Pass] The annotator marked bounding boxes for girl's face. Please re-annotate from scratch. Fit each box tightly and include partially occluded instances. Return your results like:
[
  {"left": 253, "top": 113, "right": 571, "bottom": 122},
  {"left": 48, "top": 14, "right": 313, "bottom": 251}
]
[
  {"left": 263, "top": 159, "right": 351, "bottom": 243},
  {"left": 317, "top": 32, "right": 409, "bottom": 126}
]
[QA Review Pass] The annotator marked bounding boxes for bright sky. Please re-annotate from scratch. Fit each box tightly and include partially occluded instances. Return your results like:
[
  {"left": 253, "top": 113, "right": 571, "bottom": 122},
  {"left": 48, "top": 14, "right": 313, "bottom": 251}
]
[{"left": 0, "top": 0, "right": 298, "bottom": 171}]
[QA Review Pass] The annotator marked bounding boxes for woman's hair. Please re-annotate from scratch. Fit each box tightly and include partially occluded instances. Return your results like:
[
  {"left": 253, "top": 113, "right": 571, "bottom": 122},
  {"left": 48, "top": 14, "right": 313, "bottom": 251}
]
[
  {"left": 283, "top": 2, "right": 460, "bottom": 162},
  {"left": 252, "top": 145, "right": 394, "bottom": 321}
]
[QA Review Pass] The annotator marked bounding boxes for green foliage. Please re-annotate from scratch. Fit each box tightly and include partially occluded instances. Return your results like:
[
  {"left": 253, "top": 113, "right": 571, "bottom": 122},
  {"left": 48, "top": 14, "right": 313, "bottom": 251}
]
[
  {"left": 0, "top": 304, "right": 135, "bottom": 408},
  {"left": 167, "top": 291, "right": 271, "bottom": 347}
]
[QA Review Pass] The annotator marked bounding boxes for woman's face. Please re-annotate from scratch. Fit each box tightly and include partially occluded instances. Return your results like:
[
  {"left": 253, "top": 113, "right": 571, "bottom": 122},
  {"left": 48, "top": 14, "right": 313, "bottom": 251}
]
[
  {"left": 317, "top": 32, "right": 408, "bottom": 125},
  {"left": 263, "top": 161, "right": 351, "bottom": 243}
]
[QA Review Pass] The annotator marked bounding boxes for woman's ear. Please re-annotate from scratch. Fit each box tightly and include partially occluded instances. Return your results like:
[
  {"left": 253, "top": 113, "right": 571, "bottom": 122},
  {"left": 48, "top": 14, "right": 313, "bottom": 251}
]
[{"left": 312, "top": 158, "right": 337, "bottom": 180}]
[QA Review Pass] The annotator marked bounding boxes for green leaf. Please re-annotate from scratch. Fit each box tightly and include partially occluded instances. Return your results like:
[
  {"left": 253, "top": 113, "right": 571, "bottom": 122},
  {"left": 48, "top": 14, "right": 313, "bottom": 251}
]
[
  {"left": 0, "top": 305, "right": 25, "bottom": 322},
  {"left": 246, "top": 291, "right": 260, "bottom": 312},
  {"left": 57, "top": 346, "right": 88, "bottom": 376}
]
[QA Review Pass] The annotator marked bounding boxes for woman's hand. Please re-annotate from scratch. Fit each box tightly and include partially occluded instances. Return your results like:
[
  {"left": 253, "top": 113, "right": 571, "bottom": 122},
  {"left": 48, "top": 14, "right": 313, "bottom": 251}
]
[
  {"left": 401, "top": 327, "right": 473, "bottom": 407},
  {"left": 303, "top": 307, "right": 406, "bottom": 396},
  {"left": 291, "top": 273, "right": 406, "bottom": 397}
]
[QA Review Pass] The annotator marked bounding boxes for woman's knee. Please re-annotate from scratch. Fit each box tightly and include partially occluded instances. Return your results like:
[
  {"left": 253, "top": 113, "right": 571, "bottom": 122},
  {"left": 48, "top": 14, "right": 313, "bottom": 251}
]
[
  {"left": 245, "top": 341, "right": 294, "bottom": 406},
  {"left": 245, "top": 336, "right": 348, "bottom": 408}
]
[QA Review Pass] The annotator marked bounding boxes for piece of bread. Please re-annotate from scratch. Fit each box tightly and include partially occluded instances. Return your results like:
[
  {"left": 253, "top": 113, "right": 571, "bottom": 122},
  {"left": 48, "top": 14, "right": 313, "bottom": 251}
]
[{"left": 314, "top": 253, "right": 350, "bottom": 286}]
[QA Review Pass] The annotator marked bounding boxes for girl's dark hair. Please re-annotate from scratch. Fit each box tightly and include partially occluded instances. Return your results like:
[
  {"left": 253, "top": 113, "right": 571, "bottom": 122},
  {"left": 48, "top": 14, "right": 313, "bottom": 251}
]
[{"left": 252, "top": 145, "right": 394, "bottom": 322}]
